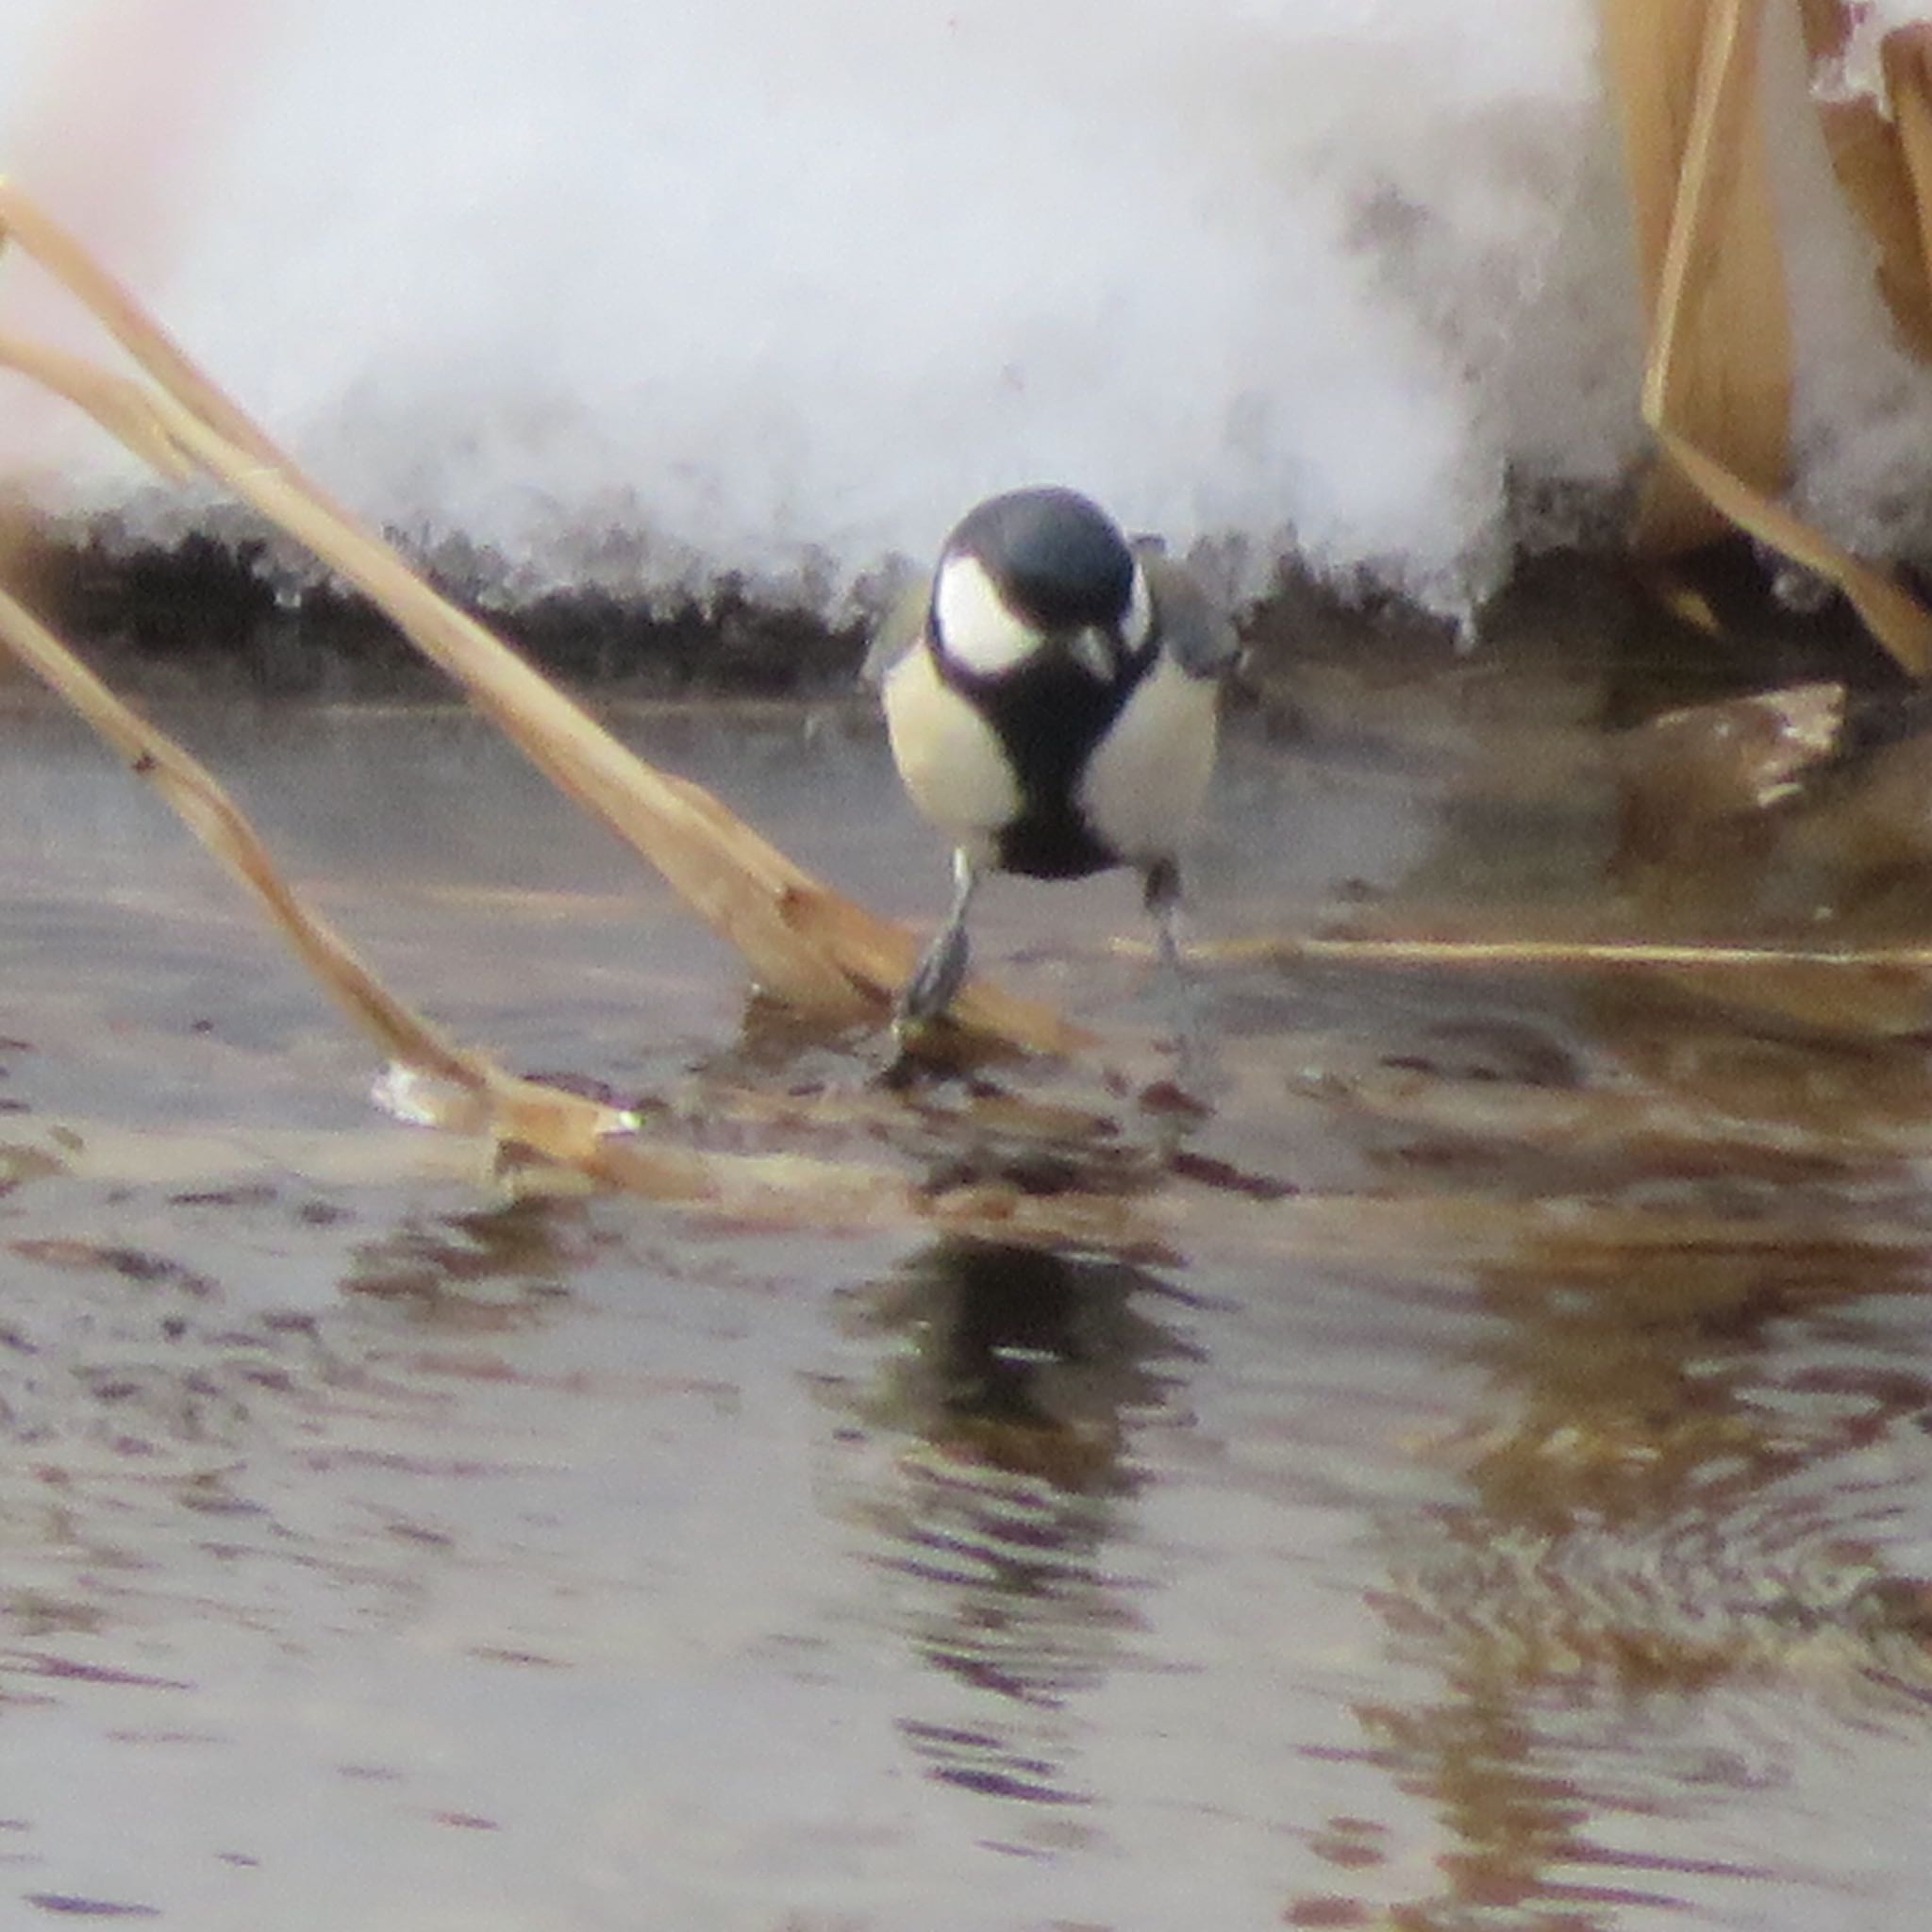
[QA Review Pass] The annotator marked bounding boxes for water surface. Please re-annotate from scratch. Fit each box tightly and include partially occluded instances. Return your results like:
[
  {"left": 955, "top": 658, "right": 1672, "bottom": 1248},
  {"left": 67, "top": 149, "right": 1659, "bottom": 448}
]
[{"left": 4, "top": 670, "right": 1932, "bottom": 1930}]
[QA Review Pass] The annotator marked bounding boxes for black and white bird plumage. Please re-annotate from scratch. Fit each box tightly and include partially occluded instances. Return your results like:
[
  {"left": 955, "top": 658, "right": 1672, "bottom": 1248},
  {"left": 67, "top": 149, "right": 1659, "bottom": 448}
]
[{"left": 866, "top": 486, "right": 1238, "bottom": 1031}]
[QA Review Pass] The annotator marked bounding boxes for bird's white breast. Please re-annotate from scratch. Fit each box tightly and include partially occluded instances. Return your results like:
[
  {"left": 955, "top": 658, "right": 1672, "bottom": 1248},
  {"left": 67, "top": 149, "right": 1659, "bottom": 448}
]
[
  {"left": 1076, "top": 647, "right": 1220, "bottom": 864},
  {"left": 880, "top": 640, "right": 1020, "bottom": 863}
]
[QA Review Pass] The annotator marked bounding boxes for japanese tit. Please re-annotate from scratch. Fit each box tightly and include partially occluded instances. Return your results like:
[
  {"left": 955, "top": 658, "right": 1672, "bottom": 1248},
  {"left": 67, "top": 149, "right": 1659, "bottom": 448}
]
[{"left": 866, "top": 485, "right": 1238, "bottom": 1031}]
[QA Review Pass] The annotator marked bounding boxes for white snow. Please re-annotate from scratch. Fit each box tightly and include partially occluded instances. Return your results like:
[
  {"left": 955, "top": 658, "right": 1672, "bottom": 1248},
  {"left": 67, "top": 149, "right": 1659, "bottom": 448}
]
[{"left": 2, "top": 0, "right": 1931, "bottom": 622}]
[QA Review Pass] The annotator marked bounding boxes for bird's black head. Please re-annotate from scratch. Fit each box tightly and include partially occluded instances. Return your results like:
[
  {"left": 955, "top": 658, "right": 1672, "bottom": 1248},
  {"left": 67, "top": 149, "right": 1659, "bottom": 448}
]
[{"left": 946, "top": 486, "right": 1136, "bottom": 630}]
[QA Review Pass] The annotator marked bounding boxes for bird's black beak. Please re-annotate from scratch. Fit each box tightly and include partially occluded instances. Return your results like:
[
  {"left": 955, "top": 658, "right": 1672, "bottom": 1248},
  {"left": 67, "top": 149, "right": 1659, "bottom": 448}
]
[{"left": 1065, "top": 626, "right": 1118, "bottom": 682}]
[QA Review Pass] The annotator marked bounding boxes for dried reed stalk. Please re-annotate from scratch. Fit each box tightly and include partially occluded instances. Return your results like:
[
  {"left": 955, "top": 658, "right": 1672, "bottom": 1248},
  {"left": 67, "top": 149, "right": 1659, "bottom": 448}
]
[
  {"left": 1603, "top": 0, "right": 1789, "bottom": 555},
  {"left": 1887, "top": 27, "right": 1932, "bottom": 339},
  {"left": 1602, "top": 0, "right": 1932, "bottom": 675},
  {"left": 0, "top": 183, "right": 1086, "bottom": 1061},
  {"left": 1174, "top": 933, "right": 1932, "bottom": 974},
  {"left": 1801, "top": 0, "right": 1932, "bottom": 358},
  {"left": 1142, "top": 927, "right": 1932, "bottom": 1033}
]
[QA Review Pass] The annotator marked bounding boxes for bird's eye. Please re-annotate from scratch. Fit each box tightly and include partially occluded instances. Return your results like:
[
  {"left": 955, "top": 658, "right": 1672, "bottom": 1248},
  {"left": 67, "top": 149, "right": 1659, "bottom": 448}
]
[{"left": 933, "top": 556, "right": 1043, "bottom": 676}]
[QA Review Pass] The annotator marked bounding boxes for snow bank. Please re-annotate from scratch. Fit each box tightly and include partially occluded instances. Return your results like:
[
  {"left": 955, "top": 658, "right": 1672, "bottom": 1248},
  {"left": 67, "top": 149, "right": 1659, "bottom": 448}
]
[{"left": 1, "top": 1, "right": 1927, "bottom": 622}]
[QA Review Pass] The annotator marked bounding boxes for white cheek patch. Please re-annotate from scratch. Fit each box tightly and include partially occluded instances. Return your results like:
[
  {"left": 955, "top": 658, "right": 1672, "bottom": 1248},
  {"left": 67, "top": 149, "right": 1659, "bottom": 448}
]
[{"left": 933, "top": 554, "right": 1041, "bottom": 677}]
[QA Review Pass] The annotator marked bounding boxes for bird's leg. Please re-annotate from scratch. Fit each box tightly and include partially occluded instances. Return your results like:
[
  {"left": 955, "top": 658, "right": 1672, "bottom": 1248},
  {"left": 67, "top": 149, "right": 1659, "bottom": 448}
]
[
  {"left": 896, "top": 847, "right": 979, "bottom": 1034},
  {"left": 1142, "top": 857, "right": 1185, "bottom": 982},
  {"left": 1141, "top": 857, "right": 1212, "bottom": 1091}
]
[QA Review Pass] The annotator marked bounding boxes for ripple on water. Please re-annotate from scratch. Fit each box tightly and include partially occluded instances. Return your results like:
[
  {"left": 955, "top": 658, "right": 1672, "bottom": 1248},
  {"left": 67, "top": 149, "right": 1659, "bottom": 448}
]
[{"left": 10, "top": 698, "right": 1932, "bottom": 1927}]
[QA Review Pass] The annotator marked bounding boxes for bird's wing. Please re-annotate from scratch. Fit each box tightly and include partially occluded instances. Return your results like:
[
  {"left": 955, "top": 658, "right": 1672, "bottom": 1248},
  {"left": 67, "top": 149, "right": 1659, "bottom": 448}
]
[
  {"left": 1140, "top": 547, "right": 1240, "bottom": 680},
  {"left": 859, "top": 579, "right": 930, "bottom": 690}
]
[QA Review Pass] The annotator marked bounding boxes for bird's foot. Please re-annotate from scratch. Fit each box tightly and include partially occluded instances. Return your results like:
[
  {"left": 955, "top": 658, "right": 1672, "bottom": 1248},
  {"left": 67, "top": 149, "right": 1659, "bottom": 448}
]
[
  {"left": 894, "top": 922, "right": 971, "bottom": 1039},
  {"left": 882, "top": 934, "right": 972, "bottom": 1087}
]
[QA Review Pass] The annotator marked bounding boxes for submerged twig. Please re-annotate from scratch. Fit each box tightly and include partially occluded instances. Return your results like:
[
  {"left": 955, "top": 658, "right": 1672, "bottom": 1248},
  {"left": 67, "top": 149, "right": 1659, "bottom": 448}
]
[{"left": 19, "top": 1109, "right": 1932, "bottom": 1268}]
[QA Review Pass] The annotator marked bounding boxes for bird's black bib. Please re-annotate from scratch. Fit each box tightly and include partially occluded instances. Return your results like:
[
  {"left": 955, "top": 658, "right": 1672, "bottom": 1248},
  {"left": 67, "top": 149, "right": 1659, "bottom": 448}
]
[{"left": 933, "top": 643, "right": 1153, "bottom": 880}]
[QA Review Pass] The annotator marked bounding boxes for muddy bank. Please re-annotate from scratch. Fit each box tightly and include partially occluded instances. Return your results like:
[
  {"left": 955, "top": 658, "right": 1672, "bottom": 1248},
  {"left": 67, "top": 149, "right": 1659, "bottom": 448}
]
[{"left": 8, "top": 525, "right": 1912, "bottom": 710}]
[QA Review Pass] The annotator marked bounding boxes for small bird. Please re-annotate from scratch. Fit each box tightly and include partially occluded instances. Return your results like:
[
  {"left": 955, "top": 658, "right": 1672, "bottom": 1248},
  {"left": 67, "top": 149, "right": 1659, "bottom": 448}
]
[{"left": 867, "top": 485, "right": 1238, "bottom": 1033}]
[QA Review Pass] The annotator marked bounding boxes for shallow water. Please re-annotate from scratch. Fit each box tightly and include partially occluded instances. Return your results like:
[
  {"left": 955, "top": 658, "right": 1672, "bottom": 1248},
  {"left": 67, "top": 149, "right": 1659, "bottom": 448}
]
[{"left": 5, "top": 668, "right": 1932, "bottom": 1930}]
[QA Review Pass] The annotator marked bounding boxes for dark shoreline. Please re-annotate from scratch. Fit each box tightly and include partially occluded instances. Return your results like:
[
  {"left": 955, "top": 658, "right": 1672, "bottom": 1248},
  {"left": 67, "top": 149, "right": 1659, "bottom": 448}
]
[{"left": 7, "top": 527, "right": 1914, "bottom": 715}]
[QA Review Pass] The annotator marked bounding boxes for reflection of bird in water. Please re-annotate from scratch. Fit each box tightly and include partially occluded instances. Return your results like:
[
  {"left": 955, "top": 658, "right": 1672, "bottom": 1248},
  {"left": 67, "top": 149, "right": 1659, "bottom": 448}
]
[
  {"left": 850, "top": 1237, "right": 1197, "bottom": 1490},
  {"left": 834, "top": 1238, "right": 1201, "bottom": 1807}
]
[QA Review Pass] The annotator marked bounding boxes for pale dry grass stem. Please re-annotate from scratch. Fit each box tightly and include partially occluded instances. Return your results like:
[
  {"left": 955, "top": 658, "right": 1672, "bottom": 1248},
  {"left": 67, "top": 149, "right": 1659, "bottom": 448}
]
[{"left": 0, "top": 183, "right": 1086, "bottom": 1189}]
